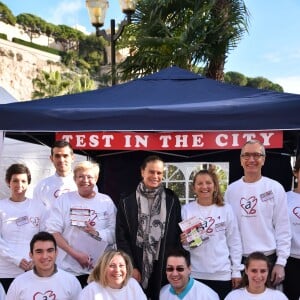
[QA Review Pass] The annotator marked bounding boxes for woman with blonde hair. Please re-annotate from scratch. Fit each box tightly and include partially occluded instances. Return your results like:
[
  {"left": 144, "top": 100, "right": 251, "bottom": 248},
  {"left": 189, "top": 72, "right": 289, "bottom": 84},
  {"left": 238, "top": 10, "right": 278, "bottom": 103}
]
[{"left": 78, "top": 250, "right": 147, "bottom": 299}]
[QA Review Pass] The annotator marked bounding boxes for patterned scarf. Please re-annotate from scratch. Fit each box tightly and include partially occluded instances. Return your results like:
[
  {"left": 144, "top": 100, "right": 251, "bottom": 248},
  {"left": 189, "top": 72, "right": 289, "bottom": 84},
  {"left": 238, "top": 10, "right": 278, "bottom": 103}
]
[{"left": 136, "top": 181, "right": 166, "bottom": 289}]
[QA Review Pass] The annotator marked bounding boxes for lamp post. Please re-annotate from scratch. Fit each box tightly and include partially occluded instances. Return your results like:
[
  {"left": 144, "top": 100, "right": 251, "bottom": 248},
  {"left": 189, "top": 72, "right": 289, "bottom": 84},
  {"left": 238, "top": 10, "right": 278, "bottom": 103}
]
[{"left": 86, "top": 0, "right": 137, "bottom": 86}]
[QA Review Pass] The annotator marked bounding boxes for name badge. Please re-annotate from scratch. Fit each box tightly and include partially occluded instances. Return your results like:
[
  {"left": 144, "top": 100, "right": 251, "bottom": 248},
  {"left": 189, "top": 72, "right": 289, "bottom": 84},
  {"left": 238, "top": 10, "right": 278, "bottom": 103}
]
[{"left": 16, "top": 216, "right": 29, "bottom": 226}]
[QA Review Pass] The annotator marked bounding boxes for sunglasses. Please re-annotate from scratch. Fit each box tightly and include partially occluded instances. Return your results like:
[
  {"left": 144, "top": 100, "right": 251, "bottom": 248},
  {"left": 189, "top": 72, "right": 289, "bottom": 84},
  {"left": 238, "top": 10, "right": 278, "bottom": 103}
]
[{"left": 166, "top": 266, "right": 185, "bottom": 273}]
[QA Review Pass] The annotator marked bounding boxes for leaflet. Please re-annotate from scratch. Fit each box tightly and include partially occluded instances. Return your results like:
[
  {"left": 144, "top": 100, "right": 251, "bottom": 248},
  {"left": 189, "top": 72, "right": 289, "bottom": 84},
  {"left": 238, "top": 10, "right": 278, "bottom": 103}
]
[{"left": 179, "top": 216, "right": 208, "bottom": 248}]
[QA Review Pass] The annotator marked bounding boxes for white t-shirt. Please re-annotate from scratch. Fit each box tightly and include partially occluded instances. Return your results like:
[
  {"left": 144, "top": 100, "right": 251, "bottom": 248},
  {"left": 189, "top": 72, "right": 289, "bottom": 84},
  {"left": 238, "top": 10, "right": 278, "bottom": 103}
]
[
  {"left": 78, "top": 278, "right": 147, "bottom": 300},
  {"left": 224, "top": 287, "right": 288, "bottom": 300},
  {"left": 0, "top": 197, "right": 45, "bottom": 277},
  {"left": 46, "top": 191, "right": 116, "bottom": 275},
  {"left": 6, "top": 267, "right": 82, "bottom": 300}
]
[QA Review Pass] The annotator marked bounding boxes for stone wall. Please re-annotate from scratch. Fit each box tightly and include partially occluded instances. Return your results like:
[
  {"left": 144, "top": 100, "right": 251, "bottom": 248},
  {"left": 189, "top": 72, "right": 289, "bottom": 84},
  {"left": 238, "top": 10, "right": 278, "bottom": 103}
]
[
  {"left": 0, "top": 20, "right": 65, "bottom": 101},
  {"left": 0, "top": 38, "right": 63, "bottom": 101}
]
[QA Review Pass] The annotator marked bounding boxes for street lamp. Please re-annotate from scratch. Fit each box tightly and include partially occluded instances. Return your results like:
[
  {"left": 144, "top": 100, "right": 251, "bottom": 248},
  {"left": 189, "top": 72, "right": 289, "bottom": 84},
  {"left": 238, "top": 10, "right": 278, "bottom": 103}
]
[{"left": 86, "top": 0, "right": 138, "bottom": 85}]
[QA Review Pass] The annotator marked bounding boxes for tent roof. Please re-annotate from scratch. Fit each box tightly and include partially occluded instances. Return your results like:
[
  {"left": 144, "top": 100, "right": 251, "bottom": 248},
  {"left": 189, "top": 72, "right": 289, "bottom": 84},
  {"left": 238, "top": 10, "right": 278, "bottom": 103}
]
[{"left": 1, "top": 66, "right": 300, "bottom": 131}]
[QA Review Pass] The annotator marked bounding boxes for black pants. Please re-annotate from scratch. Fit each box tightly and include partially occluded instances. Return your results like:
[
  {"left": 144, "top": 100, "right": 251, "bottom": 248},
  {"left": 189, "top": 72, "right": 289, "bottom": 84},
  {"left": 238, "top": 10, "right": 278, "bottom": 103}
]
[
  {"left": 76, "top": 274, "right": 89, "bottom": 288},
  {"left": 283, "top": 256, "right": 300, "bottom": 300},
  {"left": 0, "top": 278, "right": 14, "bottom": 293},
  {"left": 195, "top": 278, "right": 232, "bottom": 300}
]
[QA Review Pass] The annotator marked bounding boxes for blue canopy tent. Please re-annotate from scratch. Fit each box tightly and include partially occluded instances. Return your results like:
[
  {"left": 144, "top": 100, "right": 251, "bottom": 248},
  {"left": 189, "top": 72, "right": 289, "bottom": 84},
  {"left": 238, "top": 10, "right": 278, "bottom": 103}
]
[
  {"left": 0, "top": 66, "right": 298, "bottom": 201},
  {"left": 0, "top": 66, "right": 300, "bottom": 131}
]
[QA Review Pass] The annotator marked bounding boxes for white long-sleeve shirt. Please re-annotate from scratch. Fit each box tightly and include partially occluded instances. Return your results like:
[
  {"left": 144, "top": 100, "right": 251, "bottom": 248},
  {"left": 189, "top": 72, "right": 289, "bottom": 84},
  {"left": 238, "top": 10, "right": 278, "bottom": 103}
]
[
  {"left": 46, "top": 191, "right": 116, "bottom": 275},
  {"left": 0, "top": 198, "right": 45, "bottom": 277},
  {"left": 286, "top": 190, "right": 300, "bottom": 258},
  {"left": 181, "top": 202, "right": 243, "bottom": 280},
  {"left": 33, "top": 172, "right": 77, "bottom": 210},
  {"left": 224, "top": 176, "right": 291, "bottom": 266}
]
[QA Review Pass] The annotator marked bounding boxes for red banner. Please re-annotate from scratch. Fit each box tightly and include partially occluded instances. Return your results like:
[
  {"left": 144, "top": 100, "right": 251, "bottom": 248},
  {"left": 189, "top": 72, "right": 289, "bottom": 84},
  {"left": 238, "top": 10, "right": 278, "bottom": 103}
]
[{"left": 56, "top": 131, "right": 283, "bottom": 150}]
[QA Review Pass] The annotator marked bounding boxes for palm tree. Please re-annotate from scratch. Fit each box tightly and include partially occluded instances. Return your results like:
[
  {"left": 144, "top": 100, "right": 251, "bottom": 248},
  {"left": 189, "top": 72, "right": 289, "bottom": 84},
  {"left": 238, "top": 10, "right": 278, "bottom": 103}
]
[{"left": 118, "top": 0, "right": 249, "bottom": 81}]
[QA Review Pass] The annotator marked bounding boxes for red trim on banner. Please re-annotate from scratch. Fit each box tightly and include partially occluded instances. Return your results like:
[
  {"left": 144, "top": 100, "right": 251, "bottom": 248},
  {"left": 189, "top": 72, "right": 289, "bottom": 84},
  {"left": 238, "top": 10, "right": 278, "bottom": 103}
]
[{"left": 56, "top": 131, "right": 283, "bottom": 150}]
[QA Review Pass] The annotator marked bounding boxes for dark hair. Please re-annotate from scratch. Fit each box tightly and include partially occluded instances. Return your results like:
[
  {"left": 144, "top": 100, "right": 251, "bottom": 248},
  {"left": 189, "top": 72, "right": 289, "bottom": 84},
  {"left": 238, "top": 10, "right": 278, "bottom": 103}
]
[
  {"left": 5, "top": 163, "right": 31, "bottom": 184},
  {"left": 192, "top": 166, "right": 224, "bottom": 206},
  {"left": 240, "top": 251, "right": 272, "bottom": 288},
  {"left": 30, "top": 231, "right": 57, "bottom": 253},
  {"left": 166, "top": 247, "right": 191, "bottom": 267},
  {"left": 140, "top": 155, "right": 164, "bottom": 170},
  {"left": 51, "top": 140, "right": 73, "bottom": 156}
]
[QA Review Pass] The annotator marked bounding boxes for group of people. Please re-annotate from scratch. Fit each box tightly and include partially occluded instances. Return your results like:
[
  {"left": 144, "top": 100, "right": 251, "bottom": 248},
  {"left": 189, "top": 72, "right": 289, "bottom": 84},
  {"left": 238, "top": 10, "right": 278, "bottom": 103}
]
[{"left": 0, "top": 138, "right": 298, "bottom": 299}]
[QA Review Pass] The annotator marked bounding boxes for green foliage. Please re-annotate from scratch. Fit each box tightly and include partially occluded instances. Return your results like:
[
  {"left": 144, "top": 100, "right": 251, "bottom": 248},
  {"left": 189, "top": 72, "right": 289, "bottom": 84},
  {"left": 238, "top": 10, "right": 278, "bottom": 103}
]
[
  {"left": 224, "top": 71, "right": 283, "bottom": 92},
  {"left": 246, "top": 76, "right": 283, "bottom": 92},
  {"left": 224, "top": 71, "right": 247, "bottom": 86},
  {"left": 0, "top": 32, "right": 7, "bottom": 40},
  {"left": 53, "top": 25, "right": 84, "bottom": 51},
  {"left": 0, "top": 2, "right": 16, "bottom": 25},
  {"left": 119, "top": 0, "right": 249, "bottom": 81},
  {"left": 12, "top": 37, "right": 63, "bottom": 56},
  {"left": 32, "top": 70, "right": 96, "bottom": 99},
  {"left": 16, "top": 13, "right": 46, "bottom": 42},
  {"left": 78, "top": 35, "right": 106, "bottom": 75}
]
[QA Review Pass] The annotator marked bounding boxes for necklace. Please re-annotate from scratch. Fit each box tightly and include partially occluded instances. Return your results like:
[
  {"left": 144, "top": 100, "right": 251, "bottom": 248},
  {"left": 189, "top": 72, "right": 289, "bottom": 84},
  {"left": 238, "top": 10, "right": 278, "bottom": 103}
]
[{"left": 197, "top": 203, "right": 215, "bottom": 220}]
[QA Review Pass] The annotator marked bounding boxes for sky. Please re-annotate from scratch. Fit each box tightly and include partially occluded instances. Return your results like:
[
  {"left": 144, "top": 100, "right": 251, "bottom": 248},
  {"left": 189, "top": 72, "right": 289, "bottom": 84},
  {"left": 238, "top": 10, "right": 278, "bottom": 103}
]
[{"left": 2, "top": 0, "right": 300, "bottom": 94}]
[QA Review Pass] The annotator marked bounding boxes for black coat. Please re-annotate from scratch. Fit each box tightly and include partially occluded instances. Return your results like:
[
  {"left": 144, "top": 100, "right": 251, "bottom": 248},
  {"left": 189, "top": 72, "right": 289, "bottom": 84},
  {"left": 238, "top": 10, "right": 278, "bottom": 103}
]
[{"left": 116, "top": 187, "right": 182, "bottom": 300}]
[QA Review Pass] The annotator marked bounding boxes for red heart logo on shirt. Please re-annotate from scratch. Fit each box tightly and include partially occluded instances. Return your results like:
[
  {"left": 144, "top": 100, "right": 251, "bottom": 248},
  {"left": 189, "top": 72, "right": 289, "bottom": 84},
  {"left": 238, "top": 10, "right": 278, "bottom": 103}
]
[
  {"left": 293, "top": 207, "right": 300, "bottom": 219},
  {"left": 240, "top": 196, "right": 257, "bottom": 215},
  {"left": 33, "top": 290, "right": 56, "bottom": 300}
]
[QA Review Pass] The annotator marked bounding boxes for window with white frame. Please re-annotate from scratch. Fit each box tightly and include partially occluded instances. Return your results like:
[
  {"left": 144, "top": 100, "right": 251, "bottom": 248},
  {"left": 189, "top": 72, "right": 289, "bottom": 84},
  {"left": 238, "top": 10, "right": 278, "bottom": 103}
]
[{"left": 163, "top": 162, "right": 229, "bottom": 205}]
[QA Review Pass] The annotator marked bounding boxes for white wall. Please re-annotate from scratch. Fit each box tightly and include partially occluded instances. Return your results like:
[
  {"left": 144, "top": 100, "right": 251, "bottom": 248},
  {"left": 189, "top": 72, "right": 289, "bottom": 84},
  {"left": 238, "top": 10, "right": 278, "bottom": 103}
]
[{"left": 0, "top": 138, "right": 86, "bottom": 199}]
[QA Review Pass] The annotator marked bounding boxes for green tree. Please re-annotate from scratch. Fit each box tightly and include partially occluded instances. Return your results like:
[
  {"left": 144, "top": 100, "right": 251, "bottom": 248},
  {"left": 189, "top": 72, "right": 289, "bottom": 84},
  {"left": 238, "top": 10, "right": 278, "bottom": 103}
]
[
  {"left": 204, "top": 0, "right": 249, "bottom": 81},
  {"left": 53, "top": 25, "right": 84, "bottom": 52},
  {"left": 16, "top": 13, "right": 46, "bottom": 42},
  {"left": 224, "top": 72, "right": 283, "bottom": 92},
  {"left": 44, "top": 22, "right": 57, "bottom": 46},
  {"left": 246, "top": 76, "right": 283, "bottom": 92},
  {"left": 118, "top": 0, "right": 249, "bottom": 81},
  {"left": 78, "top": 34, "right": 107, "bottom": 75},
  {"left": 224, "top": 71, "right": 247, "bottom": 86},
  {"left": 0, "top": 2, "right": 16, "bottom": 25}
]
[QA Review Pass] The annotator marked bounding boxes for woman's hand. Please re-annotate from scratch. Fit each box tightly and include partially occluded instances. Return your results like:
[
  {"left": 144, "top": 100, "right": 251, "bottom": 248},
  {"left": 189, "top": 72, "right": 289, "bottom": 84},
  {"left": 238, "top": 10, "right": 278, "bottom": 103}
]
[
  {"left": 73, "top": 250, "right": 93, "bottom": 269},
  {"left": 19, "top": 258, "right": 33, "bottom": 271},
  {"left": 271, "top": 264, "right": 285, "bottom": 286},
  {"left": 132, "top": 268, "right": 142, "bottom": 282},
  {"left": 84, "top": 221, "right": 99, "bottom": 237},
  {"left": 232, "top": 277, "right": 242, "bottom": 289},
  {"left": 180, "top": 232, "right": 188, "bottom": 245}
]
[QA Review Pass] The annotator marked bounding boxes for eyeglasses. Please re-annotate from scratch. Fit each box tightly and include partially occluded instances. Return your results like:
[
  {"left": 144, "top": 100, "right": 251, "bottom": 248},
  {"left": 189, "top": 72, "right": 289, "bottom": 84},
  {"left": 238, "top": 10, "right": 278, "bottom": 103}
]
[
  {"left": 76, "top": 175, "right": 94, "bottom": 180},
  {"left": 166, "top": 266, "right": 185, "bottom": 273},
  {"left": 240, "top": 152, "right": 265, "bottom": 160}
]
